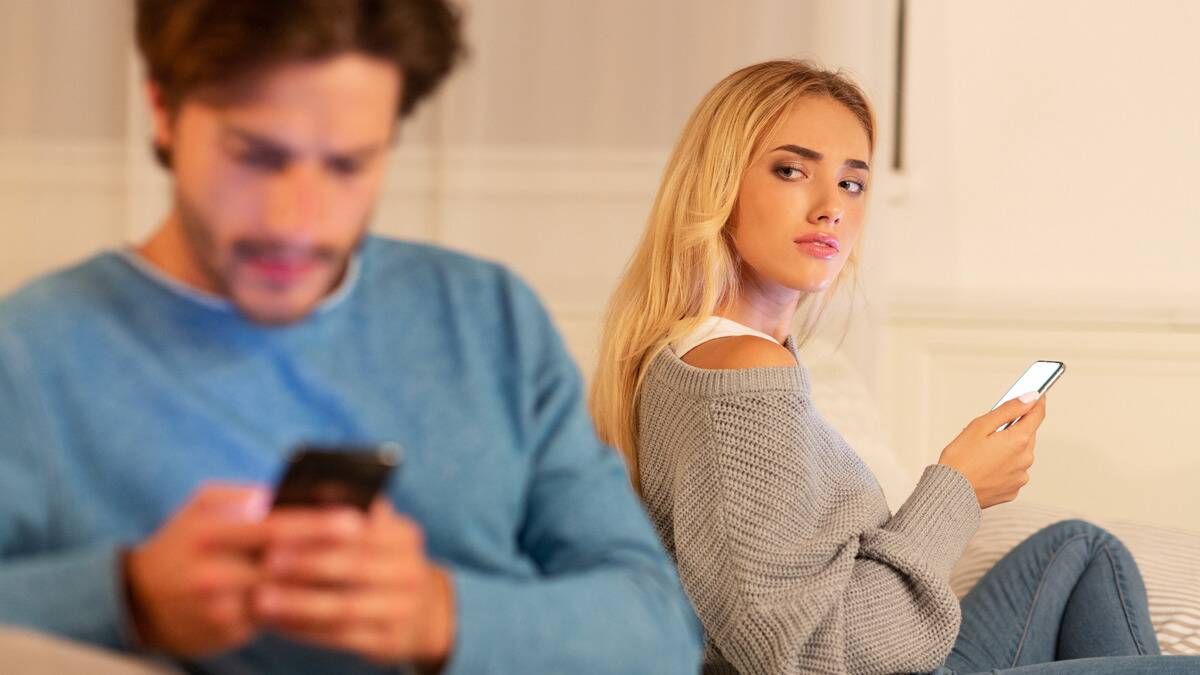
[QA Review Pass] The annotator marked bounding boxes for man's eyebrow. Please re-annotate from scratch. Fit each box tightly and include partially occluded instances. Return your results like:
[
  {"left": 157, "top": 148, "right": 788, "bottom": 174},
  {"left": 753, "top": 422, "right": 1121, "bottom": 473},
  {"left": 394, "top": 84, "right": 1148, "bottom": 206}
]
[
  {"left": 773, "top": 144, "right": 870, "bottom": 172},
  {"left": 224, "top": 127, "right": 289, "bottom": 152},
  {"left": 223, "top": 126, "right": 387, "bottom": 160}
]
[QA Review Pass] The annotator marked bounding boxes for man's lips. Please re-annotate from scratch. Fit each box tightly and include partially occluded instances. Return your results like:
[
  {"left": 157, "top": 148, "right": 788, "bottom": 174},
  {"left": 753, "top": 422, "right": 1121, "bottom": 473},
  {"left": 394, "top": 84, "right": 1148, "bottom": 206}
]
[
  {"left": 794, "top": 233, "right": 840, "bottom": 260},
  {"left": 240, "top": 254, "right": 321, "bottom": 285}
]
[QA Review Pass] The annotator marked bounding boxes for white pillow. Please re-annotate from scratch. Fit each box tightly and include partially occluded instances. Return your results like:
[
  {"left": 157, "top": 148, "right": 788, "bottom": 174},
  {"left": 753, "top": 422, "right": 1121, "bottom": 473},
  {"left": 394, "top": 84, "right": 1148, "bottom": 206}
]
[{"left": 800, "top": 340, "right": 916, "bottom": 513}]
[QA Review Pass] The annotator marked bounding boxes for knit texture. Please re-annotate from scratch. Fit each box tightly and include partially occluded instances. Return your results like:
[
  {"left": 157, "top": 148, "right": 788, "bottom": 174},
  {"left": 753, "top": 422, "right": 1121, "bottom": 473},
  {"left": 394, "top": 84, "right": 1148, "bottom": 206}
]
[
  {"left": 638, "top": 339, "right": 982, "bottom": 675},
  {"left": 0, "top": 237, "right": 703, "bottom": 675}
]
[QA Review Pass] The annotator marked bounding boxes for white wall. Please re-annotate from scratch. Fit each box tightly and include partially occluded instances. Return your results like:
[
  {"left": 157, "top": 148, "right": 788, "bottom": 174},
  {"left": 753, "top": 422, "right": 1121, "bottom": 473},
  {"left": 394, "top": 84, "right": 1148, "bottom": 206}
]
[
  {"left": 883, "top": 0, "right": 1200, "bottom": 303},
  {"left": 876, "top": 0, "right": 1200, "bottom": 529},
  {"left": 1, "top": 0, "right": 133, "bottom": 293},
  {"left": 0, "top": 1, "right": 131, "bottom": 140}
]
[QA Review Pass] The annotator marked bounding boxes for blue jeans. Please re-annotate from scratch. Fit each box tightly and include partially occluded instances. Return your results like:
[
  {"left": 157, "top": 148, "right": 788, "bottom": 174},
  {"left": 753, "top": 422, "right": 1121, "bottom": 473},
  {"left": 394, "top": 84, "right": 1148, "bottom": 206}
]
[{"left": 931, "top": 519, "right": 1200, "bottom": 674}]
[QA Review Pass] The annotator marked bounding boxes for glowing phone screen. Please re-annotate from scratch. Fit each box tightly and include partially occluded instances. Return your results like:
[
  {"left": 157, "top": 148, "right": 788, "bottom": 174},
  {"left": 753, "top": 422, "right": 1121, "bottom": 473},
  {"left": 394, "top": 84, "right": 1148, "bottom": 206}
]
[{"left": 992, "top": 361, "right": 1064, "bottom": 409}]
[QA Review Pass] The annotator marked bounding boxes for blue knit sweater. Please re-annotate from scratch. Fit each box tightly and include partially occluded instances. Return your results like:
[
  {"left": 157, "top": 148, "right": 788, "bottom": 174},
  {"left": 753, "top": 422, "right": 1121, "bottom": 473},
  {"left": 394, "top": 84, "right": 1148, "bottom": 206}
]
[{"left": 0, "top": 236, "right": 701, "bottom": 674}]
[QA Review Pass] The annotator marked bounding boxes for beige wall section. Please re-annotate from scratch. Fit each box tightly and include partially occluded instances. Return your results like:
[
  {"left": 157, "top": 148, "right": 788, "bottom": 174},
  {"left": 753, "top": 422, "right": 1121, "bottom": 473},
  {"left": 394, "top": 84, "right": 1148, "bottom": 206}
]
[
  {"left": 2, "top": 1, "right": 1198, "bottom": 529},
  {"left": 0, "top": 0, "right": 131, "bottom": 140},
  {"left": 884, "top": 301, "right": 1200, "bottom": 530},
  {"left": 0, "top": 142, "right": 128, "bottom": 293},
  {"left": 882, "top": 0, "right": 1200, "bottom": 303},
  {"left": 435, "top": 0, "right": 822, "bottom": 149}
]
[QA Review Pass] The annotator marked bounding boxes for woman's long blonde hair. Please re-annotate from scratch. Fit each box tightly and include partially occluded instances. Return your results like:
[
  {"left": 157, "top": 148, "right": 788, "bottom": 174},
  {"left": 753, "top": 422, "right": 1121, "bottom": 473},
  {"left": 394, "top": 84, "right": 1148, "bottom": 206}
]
[{"left": 589, "top": 60, "right": 875, "bottom": 491}]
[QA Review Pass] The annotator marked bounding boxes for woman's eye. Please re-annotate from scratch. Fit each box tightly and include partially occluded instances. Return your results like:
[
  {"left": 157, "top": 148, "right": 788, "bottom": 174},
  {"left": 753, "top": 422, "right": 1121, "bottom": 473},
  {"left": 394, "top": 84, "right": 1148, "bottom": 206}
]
[
  {"left": 841, "top": 179, "right": 867, "bottom": 194},
  {"left": 775, "top": 165, "right": 806, "bottom": 180}
]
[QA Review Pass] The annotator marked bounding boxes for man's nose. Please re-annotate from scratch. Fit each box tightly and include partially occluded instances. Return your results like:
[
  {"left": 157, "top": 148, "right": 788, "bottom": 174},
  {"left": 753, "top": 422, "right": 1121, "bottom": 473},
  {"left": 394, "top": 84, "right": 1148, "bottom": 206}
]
[{"left": 264, "top": 161, "right": 326, "bottom": 235}]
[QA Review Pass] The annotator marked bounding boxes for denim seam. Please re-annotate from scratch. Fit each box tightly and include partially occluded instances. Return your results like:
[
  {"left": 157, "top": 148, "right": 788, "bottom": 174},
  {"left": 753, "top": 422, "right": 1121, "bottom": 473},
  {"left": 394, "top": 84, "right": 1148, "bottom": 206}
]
[
  {"left": 1011, "top": 533, "right": 1090, "bottom": 667},
  {"left": 1098, "top": 543, "right": 1152, "bottom": 655}
]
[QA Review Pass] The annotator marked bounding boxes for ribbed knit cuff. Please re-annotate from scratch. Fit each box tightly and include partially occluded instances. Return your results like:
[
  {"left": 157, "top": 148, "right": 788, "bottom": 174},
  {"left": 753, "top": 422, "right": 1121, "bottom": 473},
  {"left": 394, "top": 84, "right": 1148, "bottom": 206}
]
[
  {"left": 0, "top": 542, "right": 131, "bottom": 649},
  {"left": 886, "top": 465, "right": 981, "bottom": 577}
]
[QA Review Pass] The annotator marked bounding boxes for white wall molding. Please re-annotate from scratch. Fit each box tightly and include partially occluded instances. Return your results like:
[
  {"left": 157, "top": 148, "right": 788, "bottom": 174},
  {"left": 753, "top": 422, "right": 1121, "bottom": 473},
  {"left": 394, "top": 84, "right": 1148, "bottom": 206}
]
[
  {"left": 886, "top": 293, "right": 1200, "bottom": 334},
  {"left": 882, "top": 300, "right": 1200, "bottom": 531}
]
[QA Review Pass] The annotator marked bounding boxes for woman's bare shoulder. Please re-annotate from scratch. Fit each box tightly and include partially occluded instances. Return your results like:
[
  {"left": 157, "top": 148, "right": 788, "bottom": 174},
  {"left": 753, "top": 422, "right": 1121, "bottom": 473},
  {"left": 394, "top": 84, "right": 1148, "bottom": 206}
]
[{"left": 680, "top": 335, "right": 795, "bottom": 370}]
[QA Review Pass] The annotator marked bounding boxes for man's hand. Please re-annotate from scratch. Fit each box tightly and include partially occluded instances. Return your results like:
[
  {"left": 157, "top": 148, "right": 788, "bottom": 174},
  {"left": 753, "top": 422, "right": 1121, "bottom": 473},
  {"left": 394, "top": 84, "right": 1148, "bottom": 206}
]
[
  {"left": 255, "top": 500, "right": 455, "bottom": 669},
  {"left": 125, "top": 484, "right": 269, "bottom": 656}
]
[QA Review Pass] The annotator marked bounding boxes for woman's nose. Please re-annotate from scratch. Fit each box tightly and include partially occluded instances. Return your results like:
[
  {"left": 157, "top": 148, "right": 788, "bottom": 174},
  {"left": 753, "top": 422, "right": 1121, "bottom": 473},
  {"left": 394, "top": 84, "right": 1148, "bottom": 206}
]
[{"left": 809, "top": 190, "right": 844, "bottom": 227}]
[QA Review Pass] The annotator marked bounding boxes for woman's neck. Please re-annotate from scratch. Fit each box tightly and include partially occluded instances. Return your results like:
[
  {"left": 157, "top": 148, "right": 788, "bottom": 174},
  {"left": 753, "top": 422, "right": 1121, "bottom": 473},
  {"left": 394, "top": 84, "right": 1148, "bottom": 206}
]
[{"left": 718, "top": 276, "right": 801, "bottom": 343}]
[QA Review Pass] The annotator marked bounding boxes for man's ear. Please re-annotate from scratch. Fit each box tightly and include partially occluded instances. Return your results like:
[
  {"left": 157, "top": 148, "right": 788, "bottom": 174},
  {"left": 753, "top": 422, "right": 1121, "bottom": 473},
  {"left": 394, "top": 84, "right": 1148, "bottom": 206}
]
[{"left": 145, "top": 81, "right": 174, "bottom": 168}]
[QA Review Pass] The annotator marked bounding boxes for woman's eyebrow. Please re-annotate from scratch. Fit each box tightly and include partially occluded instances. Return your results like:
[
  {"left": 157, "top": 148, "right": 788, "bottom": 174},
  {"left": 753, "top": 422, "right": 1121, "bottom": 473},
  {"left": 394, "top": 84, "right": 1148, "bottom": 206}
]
[
  {"left": 774, "top": 144, "right": 823, "bottom": 160},
  {"left": 773, "top": 144, "right": 870, "bottom": 171}
]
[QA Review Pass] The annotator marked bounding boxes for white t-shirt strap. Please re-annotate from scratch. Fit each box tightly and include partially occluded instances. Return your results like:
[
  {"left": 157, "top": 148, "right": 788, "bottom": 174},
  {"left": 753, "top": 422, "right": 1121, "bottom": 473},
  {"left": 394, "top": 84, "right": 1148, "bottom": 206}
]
[{"left": 670, "top": 316, "right": 782, "bottom": 357}]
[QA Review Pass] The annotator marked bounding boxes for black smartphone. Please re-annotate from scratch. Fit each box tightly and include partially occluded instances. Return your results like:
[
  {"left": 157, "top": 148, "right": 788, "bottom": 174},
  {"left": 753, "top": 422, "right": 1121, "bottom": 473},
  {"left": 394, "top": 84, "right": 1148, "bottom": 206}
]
[
  {"left": 991, "top": 360, "right": 1065, "bottom": 432},
  {"left": 272, "top": 443, "right": 401, "bottom": 512}
]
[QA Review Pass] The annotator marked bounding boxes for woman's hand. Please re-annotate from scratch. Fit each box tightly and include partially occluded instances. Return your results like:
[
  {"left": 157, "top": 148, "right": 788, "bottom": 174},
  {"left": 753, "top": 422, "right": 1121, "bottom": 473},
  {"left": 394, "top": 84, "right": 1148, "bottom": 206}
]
[{"left": 937, "top": 393, "right": 1047, "bottom": 509}]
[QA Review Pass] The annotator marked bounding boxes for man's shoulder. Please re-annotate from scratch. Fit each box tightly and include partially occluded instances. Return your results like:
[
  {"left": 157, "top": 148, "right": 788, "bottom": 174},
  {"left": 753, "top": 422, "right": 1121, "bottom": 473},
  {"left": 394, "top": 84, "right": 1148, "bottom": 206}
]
[
  {"left": 360, "top": 236, "right": 556, "bottom": 355},
  {"left": 0, "top": 253, "right": 125, "bottom": 342},
  {"left": 364, "top": 236, "right": 506, "bottom": 280},
  {"left": 363, "top": 236, "right": 539, "bottom": 306}
]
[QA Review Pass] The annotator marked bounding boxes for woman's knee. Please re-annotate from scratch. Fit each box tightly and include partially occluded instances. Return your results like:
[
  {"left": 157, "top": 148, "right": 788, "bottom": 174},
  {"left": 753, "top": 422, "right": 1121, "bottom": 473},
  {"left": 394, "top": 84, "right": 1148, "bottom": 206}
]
[
  {"left": 1036, "top": 519, "right": 1132, "bottom": 559},
  {"left": 1039, "top": 518, "right": 1107, "bottom": 541}
]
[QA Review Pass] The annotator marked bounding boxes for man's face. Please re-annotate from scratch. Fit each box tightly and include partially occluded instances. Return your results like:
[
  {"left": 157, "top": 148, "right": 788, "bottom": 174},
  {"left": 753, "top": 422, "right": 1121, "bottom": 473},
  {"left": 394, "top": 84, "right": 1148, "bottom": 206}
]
[{"left": 152, "top": 53, "right": 400, "bottom": 324}]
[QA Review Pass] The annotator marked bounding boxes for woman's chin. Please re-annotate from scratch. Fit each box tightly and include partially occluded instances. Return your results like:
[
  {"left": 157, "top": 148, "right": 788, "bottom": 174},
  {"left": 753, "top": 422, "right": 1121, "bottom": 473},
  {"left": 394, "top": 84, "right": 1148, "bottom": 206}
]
[
  {"left": 750, "top": 263, "right": 845, "bottom": 296},
  {"left": 783, "top": 275, "right": 837, "bottom": 295}
]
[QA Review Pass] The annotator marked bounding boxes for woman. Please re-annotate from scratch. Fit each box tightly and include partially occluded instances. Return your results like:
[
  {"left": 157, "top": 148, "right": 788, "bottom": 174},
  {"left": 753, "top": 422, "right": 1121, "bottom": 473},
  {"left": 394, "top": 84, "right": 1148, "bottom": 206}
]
[{"left": 590, "top": 60, "right": 1199, "bottom": 674}]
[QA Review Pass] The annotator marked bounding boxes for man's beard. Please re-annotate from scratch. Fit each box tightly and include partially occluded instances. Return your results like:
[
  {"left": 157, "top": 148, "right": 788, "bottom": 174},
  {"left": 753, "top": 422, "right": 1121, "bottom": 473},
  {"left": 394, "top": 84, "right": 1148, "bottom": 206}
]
[{"left": 174, "top": 189, "right": 368, "bottom": 320}]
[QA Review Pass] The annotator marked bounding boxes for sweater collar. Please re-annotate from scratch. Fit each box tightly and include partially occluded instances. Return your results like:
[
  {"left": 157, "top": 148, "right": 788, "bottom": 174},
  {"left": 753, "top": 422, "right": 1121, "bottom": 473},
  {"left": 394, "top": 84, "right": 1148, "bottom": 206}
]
[
  {"left": 646, "top": 335, "right": 811, "bottom": 399},
  {"left": 117, "top": 247, "right": 363, "bottom": 319}
]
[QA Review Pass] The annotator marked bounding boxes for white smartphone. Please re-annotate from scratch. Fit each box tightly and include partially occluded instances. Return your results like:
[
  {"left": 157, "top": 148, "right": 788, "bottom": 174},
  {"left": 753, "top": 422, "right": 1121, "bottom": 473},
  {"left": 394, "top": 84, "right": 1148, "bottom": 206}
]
[{"left": 991, "top": 360, "right": 1065, "bottom": 431}]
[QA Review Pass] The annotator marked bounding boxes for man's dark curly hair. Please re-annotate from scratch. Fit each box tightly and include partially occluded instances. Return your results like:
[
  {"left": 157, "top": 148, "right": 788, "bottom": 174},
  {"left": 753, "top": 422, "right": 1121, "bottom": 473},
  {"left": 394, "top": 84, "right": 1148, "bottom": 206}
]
[{"left": 136, "top": 0, "right": 464, "bottom": 164}]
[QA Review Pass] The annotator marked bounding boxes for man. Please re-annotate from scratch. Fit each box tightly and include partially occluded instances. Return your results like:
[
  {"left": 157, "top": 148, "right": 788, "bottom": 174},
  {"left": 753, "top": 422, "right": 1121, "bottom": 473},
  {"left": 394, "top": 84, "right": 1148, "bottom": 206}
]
[{"left": 0, "top": 1, "right": 702, "bottom": 673}]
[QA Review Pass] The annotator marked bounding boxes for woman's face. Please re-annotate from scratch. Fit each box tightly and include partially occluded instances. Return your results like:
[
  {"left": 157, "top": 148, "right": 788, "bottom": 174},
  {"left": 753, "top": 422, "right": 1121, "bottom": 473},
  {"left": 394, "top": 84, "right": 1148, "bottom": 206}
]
[{"left": 730, "top": 95, "right": 872, "bottom": 300}]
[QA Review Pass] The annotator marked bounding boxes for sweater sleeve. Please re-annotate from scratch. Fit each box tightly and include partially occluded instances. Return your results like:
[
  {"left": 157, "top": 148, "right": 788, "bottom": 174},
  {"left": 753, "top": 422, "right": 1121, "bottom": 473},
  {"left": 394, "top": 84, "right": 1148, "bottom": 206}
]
[
  {"left": 843, "top": 464, "right": 980, "bottom": 672},
  {"left": 667, "top": 389, "right": 979, "bottom": 675},
  {"left": 441, "top": 280, "right": 702, "bottom": 675},
  {"left": 0, "top": 336, "right": 135, "bottom": 648}
]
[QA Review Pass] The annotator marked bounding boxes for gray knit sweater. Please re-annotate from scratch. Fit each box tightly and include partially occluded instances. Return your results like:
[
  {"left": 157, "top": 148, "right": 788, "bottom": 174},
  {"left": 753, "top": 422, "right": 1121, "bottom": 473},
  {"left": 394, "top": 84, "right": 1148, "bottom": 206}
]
[{"left": 637, "top": 339, "right": 982, "bottom": 675}]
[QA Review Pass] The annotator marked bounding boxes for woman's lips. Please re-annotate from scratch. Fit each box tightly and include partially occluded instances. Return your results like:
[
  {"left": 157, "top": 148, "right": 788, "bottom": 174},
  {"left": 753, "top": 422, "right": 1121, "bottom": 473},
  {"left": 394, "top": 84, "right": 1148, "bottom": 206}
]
[{"left": 795, "top": 235, "right": 840, "bottom": 260}]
